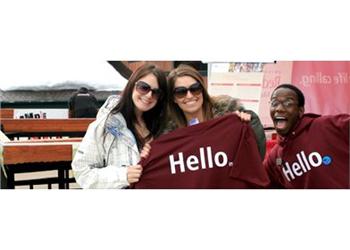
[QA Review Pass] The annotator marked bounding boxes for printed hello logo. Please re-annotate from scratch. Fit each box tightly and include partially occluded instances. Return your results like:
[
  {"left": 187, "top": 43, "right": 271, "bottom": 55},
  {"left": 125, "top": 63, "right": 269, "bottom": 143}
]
[
  {"left": 281, "top": 151, "right": 332, "bottom": 181},
  {"left": 169, "top": 146, "right": 233, "bottom": 174}
]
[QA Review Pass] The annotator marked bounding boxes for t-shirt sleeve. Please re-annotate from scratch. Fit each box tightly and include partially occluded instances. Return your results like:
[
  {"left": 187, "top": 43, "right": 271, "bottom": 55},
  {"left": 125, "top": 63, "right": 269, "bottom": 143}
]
[
  {"left": 329, "top": 114, "right": 350, "bottom": 138},
  {"left": 314, "top": 114, "right": 350, "bottom": 142}
]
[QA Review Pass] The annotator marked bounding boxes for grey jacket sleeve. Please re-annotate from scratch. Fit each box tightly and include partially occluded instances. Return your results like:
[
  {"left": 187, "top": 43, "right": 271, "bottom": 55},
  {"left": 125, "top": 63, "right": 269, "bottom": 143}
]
[{"left": 240, "top": 109, "right": 266, "bottom": 160}]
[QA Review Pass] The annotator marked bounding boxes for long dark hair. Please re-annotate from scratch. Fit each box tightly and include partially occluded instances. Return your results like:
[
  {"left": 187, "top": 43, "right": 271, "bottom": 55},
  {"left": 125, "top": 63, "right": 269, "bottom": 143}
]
[
  {"left": 111, "top": 64, "right": 168, "bottom": 150},
  {"left": 167, "top": 64, "right": 213, "bottom": 128}
]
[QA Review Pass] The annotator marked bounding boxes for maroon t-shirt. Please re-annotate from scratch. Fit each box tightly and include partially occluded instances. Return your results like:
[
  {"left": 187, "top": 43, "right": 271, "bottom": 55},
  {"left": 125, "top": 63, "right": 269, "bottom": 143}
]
[
  {"left": 264, "top": 114, "right": 350, "bottom": 188},
  {"left": 133, "top": 114, "right": 270, "bottom": 189}
]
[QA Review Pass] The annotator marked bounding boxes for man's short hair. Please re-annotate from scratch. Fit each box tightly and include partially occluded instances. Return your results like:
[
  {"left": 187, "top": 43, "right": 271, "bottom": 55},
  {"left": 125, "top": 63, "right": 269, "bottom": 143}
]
[
  {"left": 272, "top": 84, "right": 305, "bottom": 107},
  {"left": 79, "top": 87, "right": 89, "bottom": 92}
]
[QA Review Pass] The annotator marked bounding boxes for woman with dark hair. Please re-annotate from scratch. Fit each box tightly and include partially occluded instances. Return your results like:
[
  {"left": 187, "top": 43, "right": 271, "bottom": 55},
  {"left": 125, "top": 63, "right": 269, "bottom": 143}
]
[
  {"left": 167, "top": 65, "right": 214, "bottom": 127},
  {"left": 72, "top": 64, "right": 168, "bottom": 188},
  {"left": 166, "top": 64, "right": 266, "bottom": 159}
]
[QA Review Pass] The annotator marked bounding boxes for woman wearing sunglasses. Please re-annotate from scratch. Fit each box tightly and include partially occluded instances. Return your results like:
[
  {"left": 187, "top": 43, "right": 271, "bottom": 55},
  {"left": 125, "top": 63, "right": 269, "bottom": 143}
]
[
  {"left": 166, "top": 64, "right": 266, "bottom": 159},
  {"left": 72, "top": 64, "right": 168, "bottom": 188}
]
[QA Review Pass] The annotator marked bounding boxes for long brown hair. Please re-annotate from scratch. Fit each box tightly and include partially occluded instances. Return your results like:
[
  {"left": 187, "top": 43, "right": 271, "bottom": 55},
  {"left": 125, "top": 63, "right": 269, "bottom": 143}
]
[
  {"left": 111, "top": 64, "right": 168, "bottom": 150},
  {"left": 167, "top": 64, "right": 213, "bottom": 128}
]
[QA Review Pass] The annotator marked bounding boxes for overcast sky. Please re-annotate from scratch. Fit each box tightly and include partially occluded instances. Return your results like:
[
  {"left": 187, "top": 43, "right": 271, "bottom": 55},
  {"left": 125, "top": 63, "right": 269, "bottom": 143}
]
[{"left": 0, "top": 61, "right": 128, "bottom": 91}]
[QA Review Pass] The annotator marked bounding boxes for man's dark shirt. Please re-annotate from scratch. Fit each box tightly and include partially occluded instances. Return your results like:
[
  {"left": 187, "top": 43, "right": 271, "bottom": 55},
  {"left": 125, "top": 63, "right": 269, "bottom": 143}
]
[{"left": 69, "top": 89, "right": 98, "bottom": 118}]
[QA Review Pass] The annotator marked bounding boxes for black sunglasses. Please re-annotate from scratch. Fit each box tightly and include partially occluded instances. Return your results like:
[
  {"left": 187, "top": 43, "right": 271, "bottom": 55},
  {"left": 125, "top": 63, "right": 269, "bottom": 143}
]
[
  {"left": 173, "top": 82, "right": 203, "bottom": 99},
  {"left": 135, "top": 81, "right": 162, "bottom": 99}
]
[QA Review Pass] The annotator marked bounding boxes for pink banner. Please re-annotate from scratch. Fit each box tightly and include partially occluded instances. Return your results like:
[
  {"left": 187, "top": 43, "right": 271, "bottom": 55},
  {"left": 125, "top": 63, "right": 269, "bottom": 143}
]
[
  {"left": 259, "top": 61, "right": 293, "bottom": 127},
  {"left": 292, "top": 61, "right": 350, "bottom": 115}
]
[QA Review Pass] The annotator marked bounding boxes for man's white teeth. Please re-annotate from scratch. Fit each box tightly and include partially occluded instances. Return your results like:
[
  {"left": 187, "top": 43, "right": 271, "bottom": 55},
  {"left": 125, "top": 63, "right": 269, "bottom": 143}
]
[{"left": 275, "top": 116, "right": 287, "bottom": 121}]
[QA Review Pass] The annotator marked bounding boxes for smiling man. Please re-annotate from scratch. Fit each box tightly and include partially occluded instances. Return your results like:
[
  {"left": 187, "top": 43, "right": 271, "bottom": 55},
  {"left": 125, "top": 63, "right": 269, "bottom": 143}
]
[{"left": 264, "top": 84, "right": 350, "bottom": 188}]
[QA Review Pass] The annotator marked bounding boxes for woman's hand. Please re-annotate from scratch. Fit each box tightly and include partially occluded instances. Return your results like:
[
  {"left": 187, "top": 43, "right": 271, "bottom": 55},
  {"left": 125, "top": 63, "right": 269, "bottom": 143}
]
[
  {"left": 127, "top": 164, "right": 143, "bottom": 184},
  {"left": 234, "top": 110, "right": 251, "bottom": 122},
  {"left": 140, "top": 143, "right": 151, "bottom": 159}
]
